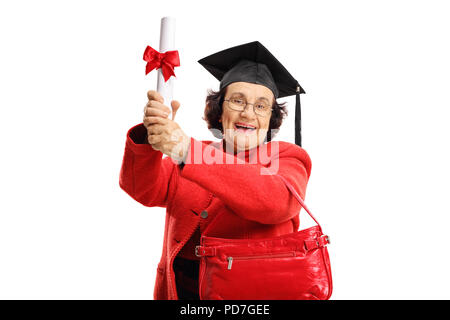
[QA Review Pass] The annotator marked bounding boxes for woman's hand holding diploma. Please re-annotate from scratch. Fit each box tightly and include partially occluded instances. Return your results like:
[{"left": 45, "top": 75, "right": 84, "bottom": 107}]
[{"left": 143, "top": 90, "right": 190, "bottom": 163}]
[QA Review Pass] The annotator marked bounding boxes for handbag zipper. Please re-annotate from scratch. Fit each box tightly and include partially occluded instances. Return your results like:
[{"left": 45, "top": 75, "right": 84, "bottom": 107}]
[{"left": 227, "top": 252, "right": 296, "bottom": 270}]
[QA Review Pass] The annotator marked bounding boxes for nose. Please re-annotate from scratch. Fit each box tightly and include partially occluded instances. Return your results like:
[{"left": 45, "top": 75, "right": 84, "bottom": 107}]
[{"left": 240, "top": 104, "right": 257, "bottom": 119}]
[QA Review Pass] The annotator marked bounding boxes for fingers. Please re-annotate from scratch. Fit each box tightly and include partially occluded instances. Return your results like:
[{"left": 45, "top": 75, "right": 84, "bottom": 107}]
[
  {"left": 145, "top": 100, "right": 172, "bottom": 115},
  {"left": 147, "top": 90, "right": 164, "bottom": 104},
  {"left": 143, "top": 116, "right": 168, "bottom": 128},
  {"left": 147, "top": 134, "right": 162, "bottom": 145},
  {"left": 171, "top": 100, "right": 180, "bottom": 121},
  {"left": 146, "top": 123, "right": 165, "bottom": 135},
  {"left": 145, "top": 105, "right": 170, "bottom": 118}
]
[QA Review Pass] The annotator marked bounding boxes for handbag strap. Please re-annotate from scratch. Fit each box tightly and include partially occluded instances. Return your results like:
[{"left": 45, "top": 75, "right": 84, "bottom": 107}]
[
  {"left": 276, "top": 174, "right": 322, "bottom": 231},
  {"left": 195, "top": 175, "right": 328, "bottom": 258}
]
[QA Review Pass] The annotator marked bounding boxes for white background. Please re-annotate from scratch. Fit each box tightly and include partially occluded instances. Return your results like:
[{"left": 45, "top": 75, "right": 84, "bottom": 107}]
[{"left": 1, "top": 0, "right": 449, "bottom": 299}]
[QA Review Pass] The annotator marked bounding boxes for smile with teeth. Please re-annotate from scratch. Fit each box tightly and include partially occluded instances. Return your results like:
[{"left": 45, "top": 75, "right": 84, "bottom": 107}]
[{"left": 234, "top": 123, "right": 257, "bottom": 135}]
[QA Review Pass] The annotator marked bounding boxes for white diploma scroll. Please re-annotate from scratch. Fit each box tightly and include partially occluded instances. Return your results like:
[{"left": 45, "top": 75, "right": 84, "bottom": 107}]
[{"left": 157, "top": 16, "right": 176, "bottom": 107}]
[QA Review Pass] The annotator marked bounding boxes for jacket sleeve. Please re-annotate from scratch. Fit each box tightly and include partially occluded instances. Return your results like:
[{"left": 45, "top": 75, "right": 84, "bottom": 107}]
[
  {"left": 119, "top": 123, "right": 176, "bottom": 208},
  {"left": 179, "top": 137, "right": 312, "bottom": 225}
]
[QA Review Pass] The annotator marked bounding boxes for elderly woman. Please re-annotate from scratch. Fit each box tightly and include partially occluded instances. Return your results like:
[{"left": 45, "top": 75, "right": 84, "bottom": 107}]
[{"left": 119, "top": 41, "right": 312, "bottom": 300}]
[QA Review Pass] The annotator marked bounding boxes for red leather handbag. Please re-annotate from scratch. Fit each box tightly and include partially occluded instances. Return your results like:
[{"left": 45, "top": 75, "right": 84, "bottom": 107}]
[{"left": 195, "top": 174, "right": 332, "bottom": 300}]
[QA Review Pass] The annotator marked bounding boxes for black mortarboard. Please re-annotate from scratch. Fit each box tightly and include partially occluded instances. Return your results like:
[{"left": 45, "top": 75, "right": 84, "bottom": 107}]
[{"left": 198, "top": 41, "right": 305, "bottom": 147}]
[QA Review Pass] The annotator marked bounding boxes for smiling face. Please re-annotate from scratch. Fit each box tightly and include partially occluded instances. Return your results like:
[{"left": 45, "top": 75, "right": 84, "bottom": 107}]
[{"left": 220, "top": 82, "right": 274, "bottom": 154}]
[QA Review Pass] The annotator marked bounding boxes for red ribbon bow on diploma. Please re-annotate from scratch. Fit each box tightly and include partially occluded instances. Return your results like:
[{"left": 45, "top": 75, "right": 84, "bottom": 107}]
[{"left": 143, "top": 45, "right": 180, "bottom": 82}]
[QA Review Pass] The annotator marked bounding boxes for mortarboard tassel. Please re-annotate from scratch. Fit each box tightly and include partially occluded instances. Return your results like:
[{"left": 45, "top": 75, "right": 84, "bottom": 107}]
[{"left": 295, "top": 84, "right": 302, "bottom": 147}]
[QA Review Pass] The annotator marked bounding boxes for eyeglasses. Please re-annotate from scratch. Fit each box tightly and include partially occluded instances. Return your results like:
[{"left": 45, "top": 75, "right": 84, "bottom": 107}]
[{"left": 224, "top": 97, "right": 273, "bottom": 117}]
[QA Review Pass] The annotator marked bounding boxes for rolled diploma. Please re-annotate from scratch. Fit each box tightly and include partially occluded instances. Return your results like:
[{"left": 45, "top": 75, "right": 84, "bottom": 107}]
[{"left": 157, "top": 17, "right": 176, "bottom": 108}]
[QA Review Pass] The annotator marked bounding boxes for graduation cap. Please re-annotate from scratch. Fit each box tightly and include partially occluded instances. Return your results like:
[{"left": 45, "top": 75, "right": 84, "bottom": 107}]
[{"left": 198, "top": 41, "right": 305, "bottom": 147}]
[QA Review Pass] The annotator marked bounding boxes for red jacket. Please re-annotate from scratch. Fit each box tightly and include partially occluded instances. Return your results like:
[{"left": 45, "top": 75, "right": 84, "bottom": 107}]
[{"left": 119, "top": 123, "right": 312, "bottom": 300}]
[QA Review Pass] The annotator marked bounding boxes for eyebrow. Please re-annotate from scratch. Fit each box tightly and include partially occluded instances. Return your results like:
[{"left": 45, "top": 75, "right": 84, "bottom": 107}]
[{"left": 230, "top": 92, "right": 271, "bottom": 103}]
